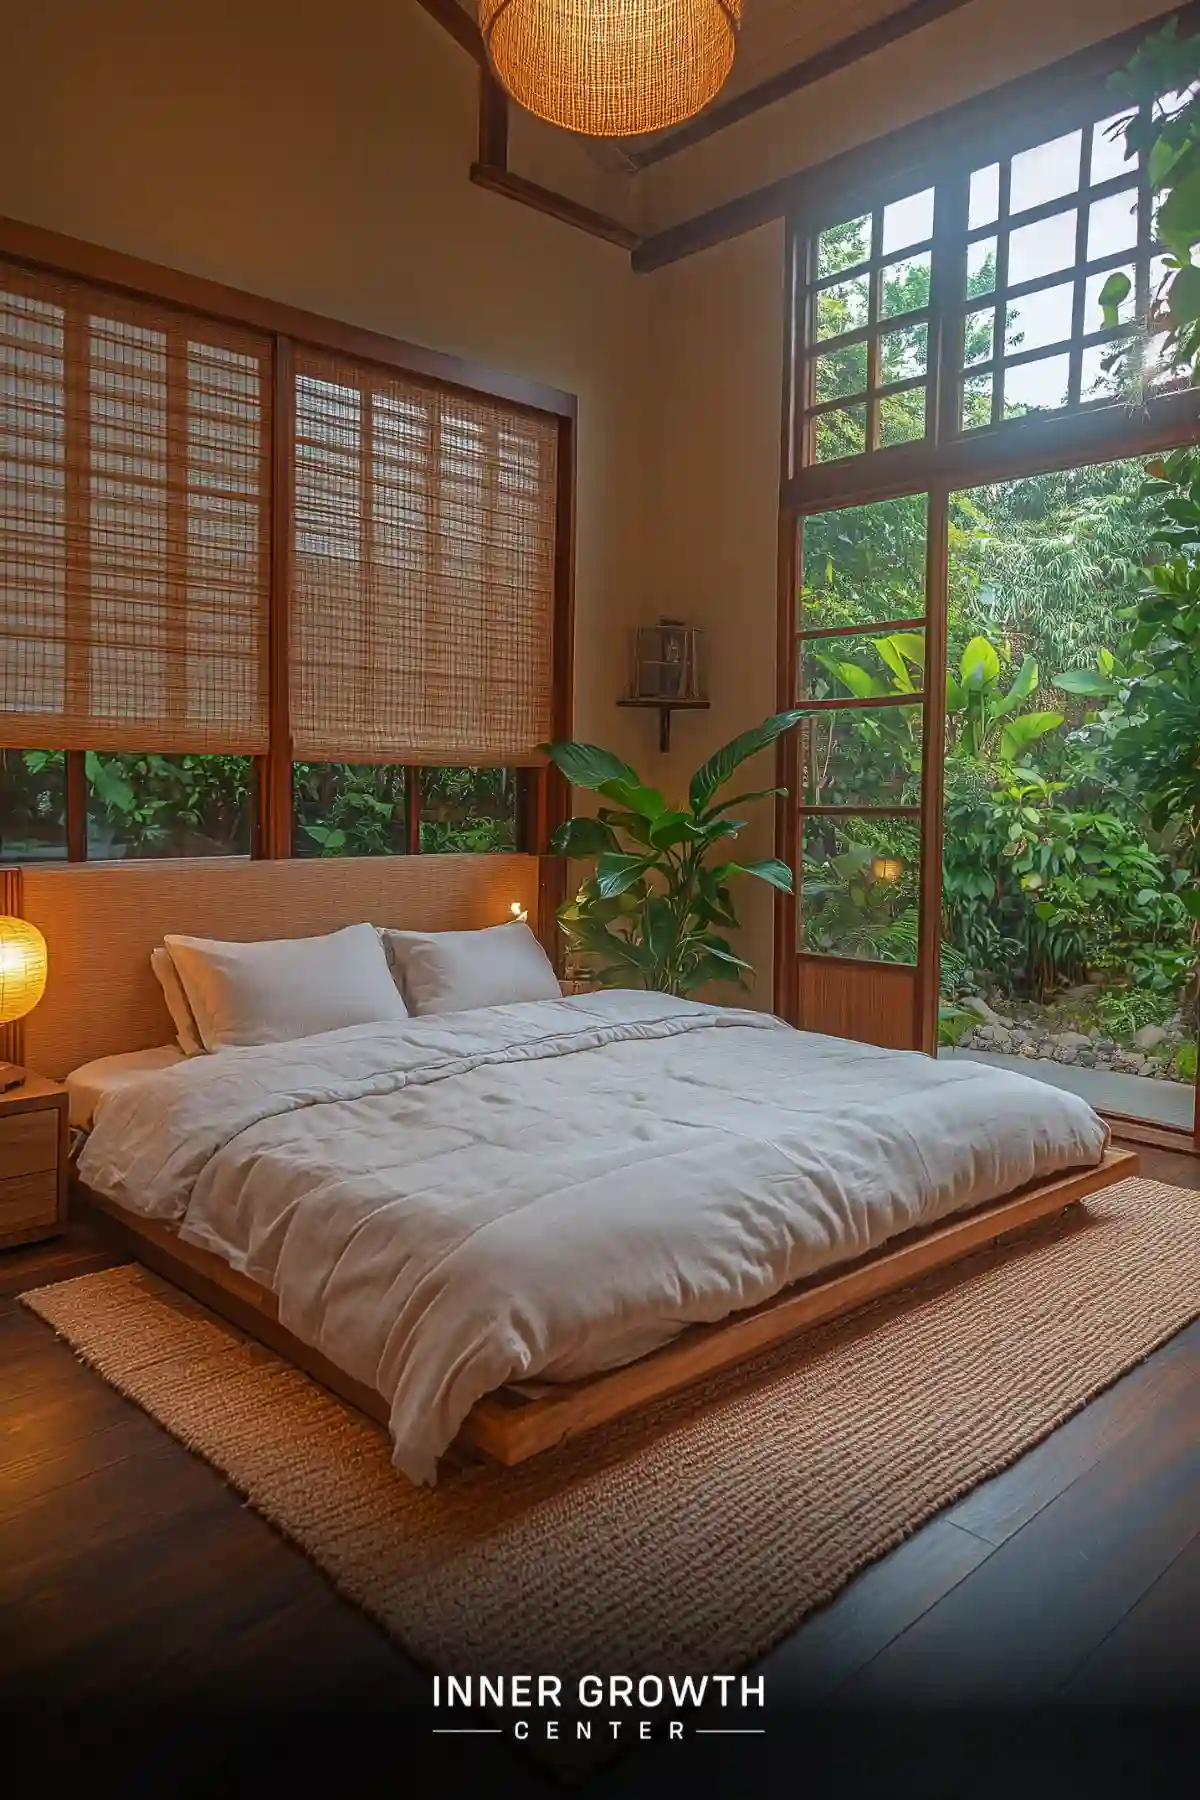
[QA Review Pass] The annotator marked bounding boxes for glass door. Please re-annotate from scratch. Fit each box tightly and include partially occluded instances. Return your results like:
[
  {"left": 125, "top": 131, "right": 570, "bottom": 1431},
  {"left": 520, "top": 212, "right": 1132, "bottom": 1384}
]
[{"left": 787, "top": 493, "right": 938, "bottom": 1049}]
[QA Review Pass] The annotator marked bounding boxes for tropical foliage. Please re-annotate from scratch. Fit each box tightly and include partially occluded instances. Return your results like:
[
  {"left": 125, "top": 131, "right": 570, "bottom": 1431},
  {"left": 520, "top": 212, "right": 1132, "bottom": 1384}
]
[
  {"left": 801, "top": 453, "right": 1198, "bottom": 1021},
  {"left": 547, "top": 713, "right": 806, "bottom": 996},
  {"left": 1105, "top": 21, "right": 1200, "bottom": 384},
  {"left": 0, "top": 755, "right": 516, "bottom": 860}
]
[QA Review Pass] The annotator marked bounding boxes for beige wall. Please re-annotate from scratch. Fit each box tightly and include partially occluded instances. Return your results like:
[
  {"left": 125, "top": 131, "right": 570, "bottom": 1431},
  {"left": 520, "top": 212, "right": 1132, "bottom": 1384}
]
[
  {"left": 0, "top": 0, "right": 652, "bottom": 759},
  {"left": 645, "top": 223, "right": 788, "bottom": 1001}
]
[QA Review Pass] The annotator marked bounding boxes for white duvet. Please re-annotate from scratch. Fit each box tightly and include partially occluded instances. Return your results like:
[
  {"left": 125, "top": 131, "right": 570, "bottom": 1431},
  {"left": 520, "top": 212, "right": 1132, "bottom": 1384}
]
[{"left": 78, "top": 990, "right": 1108, "bottom": 1484}]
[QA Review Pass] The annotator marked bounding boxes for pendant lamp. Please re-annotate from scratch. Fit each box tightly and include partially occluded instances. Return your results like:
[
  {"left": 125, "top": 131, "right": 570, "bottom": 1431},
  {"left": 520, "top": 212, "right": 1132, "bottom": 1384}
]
[{"left": 479, "top": 0, "right": 743, "bottom": 138}]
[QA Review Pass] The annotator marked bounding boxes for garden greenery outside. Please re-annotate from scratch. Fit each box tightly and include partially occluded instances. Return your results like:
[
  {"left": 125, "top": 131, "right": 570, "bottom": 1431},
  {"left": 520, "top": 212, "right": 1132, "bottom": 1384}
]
[
  {"left": 801, "top": 454, "right": 1199, "bottom": 1091},
  {"left": 0, "top": 756, "right": 517, "bottom": 862}
]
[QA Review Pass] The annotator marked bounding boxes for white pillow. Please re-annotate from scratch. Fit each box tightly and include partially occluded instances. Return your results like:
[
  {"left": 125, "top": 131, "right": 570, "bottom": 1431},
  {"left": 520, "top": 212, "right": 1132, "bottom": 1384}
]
[
  {"left": 163, "top": 923, "right": 408, "bottom": 1051},
  {"left": 150, "top": 947, "right": 205, "bottom": 1056},
  {"left": 379, "top": 921, "right": 561, "bottom": 1017}
]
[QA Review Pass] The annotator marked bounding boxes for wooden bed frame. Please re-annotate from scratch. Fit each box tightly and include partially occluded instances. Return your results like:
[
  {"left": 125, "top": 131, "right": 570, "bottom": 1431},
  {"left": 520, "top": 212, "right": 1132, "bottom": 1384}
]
[{"left": 75, "top": 1146, "right": 1138, "bottom": 1468}]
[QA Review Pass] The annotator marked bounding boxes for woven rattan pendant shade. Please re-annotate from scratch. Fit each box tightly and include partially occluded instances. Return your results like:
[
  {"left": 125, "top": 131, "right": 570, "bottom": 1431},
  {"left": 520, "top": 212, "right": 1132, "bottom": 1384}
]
[{"left": 480, "top": 0, "right": 743, "bottom": 138}]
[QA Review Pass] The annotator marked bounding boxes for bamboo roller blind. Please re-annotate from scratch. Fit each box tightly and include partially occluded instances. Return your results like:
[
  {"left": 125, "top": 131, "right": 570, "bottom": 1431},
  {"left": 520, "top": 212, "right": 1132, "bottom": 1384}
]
[
  {"left": 291, "top": 347, "right": 559, "bottom": 765},
  {"left": 0, "top": 258, "right": 272, "bottom": 755}
]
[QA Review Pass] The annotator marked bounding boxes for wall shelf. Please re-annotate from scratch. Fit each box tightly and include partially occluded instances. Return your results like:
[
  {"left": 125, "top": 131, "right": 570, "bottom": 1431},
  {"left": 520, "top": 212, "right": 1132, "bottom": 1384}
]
[{"left": 617, "top": 696, "right": 710, "bottom": 753}]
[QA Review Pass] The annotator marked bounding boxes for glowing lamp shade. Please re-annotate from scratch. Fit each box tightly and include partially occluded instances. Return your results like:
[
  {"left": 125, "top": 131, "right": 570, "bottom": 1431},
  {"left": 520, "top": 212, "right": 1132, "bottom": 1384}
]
[
  {"left": 0, "top": 917, "right": 48, "bottom": 1026},
  {"left": 871, "top": 856, "right": 904, "bottom": 885},
  {"left": 480, "top": 0, "right": 743, "bottom": 138}
]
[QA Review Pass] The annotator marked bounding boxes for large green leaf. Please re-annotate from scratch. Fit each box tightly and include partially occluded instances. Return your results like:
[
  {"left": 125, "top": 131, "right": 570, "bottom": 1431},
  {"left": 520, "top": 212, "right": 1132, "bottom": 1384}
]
[
  {"left": 646, "top": 809, "right": 708, "bottom": 849},
  {"left": 1168, "top": 262, "right": 1200, "bottom": 325},
  {"left": 699, "top": 939, "right": 753, "bottom": 972},
  {"left": 960, "top": 636, "right": 1001, "bottom": 689},
  {"left": 549, "top": 814, "right": 620, "bottom": 857},
  {"left": 1097, "top": 269, "right": 1133, "bottom": 328},
  {"left": 874, "top": 636, "right": 919, "bottom": 692},
  {"left": 998, "top": 711, "right": 1064, "bottom": 760},
  {"left": 689, "top": 709, "right": 808, "bottom": 815},
  {"left": 596, "top": 777, "right": 667, "bottom": 818},
  {"left": 820, "top": 655, "right": 882, "bottom": 700},
  {"left": 643, "top": 897, "right": 676, "bottom": 963},
  {"left": 595, "top": 852, "right": 657, "bottom": 899},
  {"left": 722, "top": 856, "right": 795, "bottom": 893},
  {"left": 1158, "top": 165, "right": 1200, "bottom": 255},
  {"left": 706, "top": 786, "right": 787, "bottom": 818},
  {"left": 1051, "top": 669, "right": 1120, "bottom": 696},
  {"left": 567, "top": 914, "right": 655, "bottom": 969},
  {"left": 545, "top": 742, "right": 641, "bottom": 793}
]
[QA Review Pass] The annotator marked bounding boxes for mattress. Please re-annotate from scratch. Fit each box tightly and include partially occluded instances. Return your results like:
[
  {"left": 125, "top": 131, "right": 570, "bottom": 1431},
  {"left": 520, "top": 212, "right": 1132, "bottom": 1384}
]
[
  {"left": 65, "top": 1045, "right": 187, "bottom": 1131},
  {"left": 76, "top": 991, "right": 1109, "bottom": 1484}
]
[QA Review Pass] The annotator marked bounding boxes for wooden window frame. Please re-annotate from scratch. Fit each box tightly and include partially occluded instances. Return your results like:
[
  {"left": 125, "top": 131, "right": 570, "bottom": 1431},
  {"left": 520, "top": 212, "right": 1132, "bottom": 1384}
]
[
  {"left": 0, "top": 215, "right": 576, "bottom": 875},
  {"left": 777, "top": 78, "right": 1200, "bottom": 1147}
]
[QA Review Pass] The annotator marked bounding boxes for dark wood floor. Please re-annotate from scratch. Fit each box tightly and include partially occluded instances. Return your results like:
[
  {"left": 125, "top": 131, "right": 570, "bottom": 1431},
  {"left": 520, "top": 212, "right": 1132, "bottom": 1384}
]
[{"left": 1, "top": 1146, "right": 1197, "bottom": 1798}]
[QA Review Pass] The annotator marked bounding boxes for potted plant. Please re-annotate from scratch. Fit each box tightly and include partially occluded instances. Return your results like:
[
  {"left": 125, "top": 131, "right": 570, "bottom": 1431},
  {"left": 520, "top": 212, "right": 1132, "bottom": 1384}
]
[{"left": 545, "top": 710, "right": 807, "bottom": 997}]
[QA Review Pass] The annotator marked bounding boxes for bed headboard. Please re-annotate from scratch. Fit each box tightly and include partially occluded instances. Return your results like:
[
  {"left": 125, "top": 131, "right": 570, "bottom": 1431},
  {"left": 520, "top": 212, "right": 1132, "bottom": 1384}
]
[{"left": 17, "top": 854, "right": 542, "bottom": 1079}]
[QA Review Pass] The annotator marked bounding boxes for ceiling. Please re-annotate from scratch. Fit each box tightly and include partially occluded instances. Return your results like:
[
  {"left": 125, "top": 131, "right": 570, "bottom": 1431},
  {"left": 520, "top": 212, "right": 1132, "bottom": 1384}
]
[{"left": 716, "top": 0, "right": 931, "bottom": 107}]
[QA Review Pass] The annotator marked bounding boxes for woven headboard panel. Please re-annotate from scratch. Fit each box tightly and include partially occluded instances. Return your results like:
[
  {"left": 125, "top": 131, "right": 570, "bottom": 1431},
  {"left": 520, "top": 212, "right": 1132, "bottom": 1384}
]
[{"left": 20, "top": 854, "right": 540, "bottom": 1079}]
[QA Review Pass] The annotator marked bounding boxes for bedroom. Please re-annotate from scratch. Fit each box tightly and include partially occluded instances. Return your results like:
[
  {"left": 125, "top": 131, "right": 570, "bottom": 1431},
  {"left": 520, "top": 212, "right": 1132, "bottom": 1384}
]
[{"left": 0, "top": 0, "right": 1197, "bottom": 1794}]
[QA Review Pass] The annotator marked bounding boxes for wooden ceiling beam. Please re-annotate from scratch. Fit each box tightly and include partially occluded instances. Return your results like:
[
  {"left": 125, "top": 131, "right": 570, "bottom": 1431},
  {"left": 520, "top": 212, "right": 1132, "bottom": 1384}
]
[
  {"left": 413, "top": 0, "right": 487, "bottom": 65},
  {"left": 627, "top": 0, "right": 980, "bottom": 170},
  {"left": 633, "top": 0, "right": 1200, "bottom": 272}
]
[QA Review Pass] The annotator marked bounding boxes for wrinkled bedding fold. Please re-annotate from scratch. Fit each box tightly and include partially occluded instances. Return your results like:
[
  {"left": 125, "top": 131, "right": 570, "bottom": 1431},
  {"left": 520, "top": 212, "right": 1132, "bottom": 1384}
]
[{"left": 78, "top": 991, "right": 1108, "bottom": 1484}]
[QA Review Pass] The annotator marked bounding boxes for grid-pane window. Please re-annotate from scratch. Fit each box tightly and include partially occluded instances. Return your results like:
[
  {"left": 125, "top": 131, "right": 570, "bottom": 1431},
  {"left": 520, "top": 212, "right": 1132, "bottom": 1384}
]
[
  {"left": 956, "top": 111, "right": 1180, "bottom": 430},
  {"left": 802, "top": 189, "right": 935, "bottom": 464},
  {"left": 796, "top": 96, "right": 1197, "bottom": 471}
]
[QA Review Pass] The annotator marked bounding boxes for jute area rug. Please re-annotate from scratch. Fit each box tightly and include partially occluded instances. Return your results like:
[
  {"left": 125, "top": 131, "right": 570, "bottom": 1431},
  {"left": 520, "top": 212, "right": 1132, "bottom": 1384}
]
[{"left": 22, "top": 1179, "right": 1200, "bottom": 1680}]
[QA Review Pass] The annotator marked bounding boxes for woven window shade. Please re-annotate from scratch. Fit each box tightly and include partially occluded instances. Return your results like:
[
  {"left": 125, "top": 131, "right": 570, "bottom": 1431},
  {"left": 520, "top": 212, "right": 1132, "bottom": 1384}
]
[
  {"left": 291, "top": 348, "right": 558, "bottom": 765},
  {"left": 0, "top": 259, "right": 271, "bottom": 755}
]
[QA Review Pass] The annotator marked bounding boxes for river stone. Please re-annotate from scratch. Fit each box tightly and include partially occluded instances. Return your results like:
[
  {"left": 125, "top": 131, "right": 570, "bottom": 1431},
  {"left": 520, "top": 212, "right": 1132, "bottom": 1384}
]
[
  {"left": 961, "top": 995, "right": 1014, "bottom": 1029},
  {"left": 1133, "top": 1024, "right": 1168, "bottom": 1052},
  {"left": 1056, "top": 1045, "right": 1078, "bottom": 1064},
  {"left": 1052, "top": 1030, "right": 1093, "bottom": 1048}
]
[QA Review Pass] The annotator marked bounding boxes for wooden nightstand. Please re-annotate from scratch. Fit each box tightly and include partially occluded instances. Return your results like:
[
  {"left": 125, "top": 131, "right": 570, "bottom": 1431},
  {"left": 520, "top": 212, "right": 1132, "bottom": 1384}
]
[{"left": 0, "top": 1073, "right": 69, "bottom": 1250}]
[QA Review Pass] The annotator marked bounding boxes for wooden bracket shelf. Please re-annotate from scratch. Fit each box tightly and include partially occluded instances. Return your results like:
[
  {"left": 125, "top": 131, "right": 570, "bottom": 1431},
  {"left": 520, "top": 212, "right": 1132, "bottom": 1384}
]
[{"left": 617, "top": 696, "right": 710, "bottom": 752}]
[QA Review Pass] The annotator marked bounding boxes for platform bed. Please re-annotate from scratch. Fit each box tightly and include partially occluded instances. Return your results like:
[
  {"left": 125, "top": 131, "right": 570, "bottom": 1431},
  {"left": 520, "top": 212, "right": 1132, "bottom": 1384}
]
[{"left": 74, "top": 1146, "right": 1137, "bottom": 1470}]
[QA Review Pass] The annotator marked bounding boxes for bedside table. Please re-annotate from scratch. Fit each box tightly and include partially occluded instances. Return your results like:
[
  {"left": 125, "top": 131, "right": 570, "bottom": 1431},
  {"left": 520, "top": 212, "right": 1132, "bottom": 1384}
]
[{"left": 0, "top": 1073, "right": 69, "bottom": 1250}]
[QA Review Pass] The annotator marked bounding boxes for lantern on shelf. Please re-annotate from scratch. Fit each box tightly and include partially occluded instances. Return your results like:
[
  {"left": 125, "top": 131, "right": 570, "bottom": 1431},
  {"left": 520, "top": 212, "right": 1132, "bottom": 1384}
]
[{"left": 630, "top": 619, "right": 704, "bottom": 704}]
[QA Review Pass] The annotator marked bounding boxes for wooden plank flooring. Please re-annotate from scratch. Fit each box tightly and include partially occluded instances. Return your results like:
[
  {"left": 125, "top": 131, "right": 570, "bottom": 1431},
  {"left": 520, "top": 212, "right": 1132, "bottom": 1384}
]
[{"left": 0, "top": 1146, "right": 1196, "bottom": 1798}]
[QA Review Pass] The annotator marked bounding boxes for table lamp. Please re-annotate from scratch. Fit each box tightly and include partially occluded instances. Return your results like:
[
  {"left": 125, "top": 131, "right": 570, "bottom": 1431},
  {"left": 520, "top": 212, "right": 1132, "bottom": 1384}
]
[{"left": 0, "top": 916, "right": 48, "bottom": 1091}]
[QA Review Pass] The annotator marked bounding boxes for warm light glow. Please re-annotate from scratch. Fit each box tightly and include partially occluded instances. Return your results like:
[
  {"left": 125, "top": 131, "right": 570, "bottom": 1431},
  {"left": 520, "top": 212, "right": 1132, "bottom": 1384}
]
[
  {"left": 0, "top": 917, "right": 48, "bottom": 1025},
  {"left": 871, "top": 856, "right": 904, "bottom": 885},
  {"left": 510, "top": 901, "right": 529, "bottom": 923},
  {"left": 479, "top": 0, "right": 743, "bottom": 138}
]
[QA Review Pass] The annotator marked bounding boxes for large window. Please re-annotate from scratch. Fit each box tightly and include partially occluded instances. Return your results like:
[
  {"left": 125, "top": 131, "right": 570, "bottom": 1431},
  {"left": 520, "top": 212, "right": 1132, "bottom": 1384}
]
[
  {"left": 793, "top": 95, "right": 1192, "bottom": 477},
  {"left": 0, "top": 244, "right": 570, "bottom": 867},
  {"left": 782, "top": 74, "right": 1199, "bottom": 1144}
]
